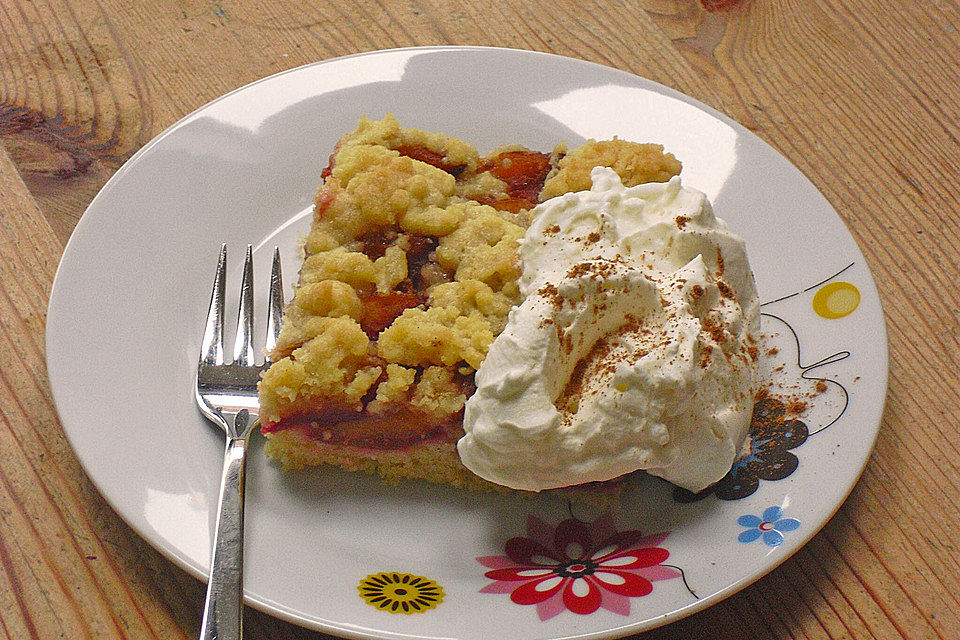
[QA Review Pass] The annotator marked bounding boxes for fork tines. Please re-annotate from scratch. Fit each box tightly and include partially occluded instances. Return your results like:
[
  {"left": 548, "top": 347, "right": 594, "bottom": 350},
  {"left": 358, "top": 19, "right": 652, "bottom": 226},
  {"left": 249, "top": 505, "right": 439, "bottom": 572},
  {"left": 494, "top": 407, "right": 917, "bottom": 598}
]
[{"left": 200, "top": 244, "right": 283, "bottom": 368}]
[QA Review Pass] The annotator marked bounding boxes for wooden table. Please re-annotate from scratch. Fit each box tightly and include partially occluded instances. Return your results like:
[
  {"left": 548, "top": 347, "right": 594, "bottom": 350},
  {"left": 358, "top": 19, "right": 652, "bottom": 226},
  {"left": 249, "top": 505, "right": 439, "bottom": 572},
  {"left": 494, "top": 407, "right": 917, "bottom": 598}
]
[{"left": 2, "top": 1, "right": 958, "bottom": 638}]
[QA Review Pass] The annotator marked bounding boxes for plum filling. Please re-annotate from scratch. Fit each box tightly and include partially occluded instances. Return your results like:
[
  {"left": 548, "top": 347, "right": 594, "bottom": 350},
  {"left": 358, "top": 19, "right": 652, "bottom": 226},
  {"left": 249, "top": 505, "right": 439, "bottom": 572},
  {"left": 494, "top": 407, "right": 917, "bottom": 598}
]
[
  {"left": 351, "top": 233, "right": 446, "bottom": 338},
  {"left": 396, "top": 143, "right": 468, "bottom": 177},
  {"left": 261, "top": 369, "right": 476, "bottom": 451},
  {"left": 260, "top": 408, "right": 463, "bottom": 449},
  {"left": 357, "top": 230, "right": 397, "bottom": 259},
  {"left": 359, "top": 291, "right": 422, "bottom": 337},
  {"left": 476, "top": 150, "right": 553, "bottom": 212},
  {"left": 404, "top": 234, "right": 442, "bottom": 288}
]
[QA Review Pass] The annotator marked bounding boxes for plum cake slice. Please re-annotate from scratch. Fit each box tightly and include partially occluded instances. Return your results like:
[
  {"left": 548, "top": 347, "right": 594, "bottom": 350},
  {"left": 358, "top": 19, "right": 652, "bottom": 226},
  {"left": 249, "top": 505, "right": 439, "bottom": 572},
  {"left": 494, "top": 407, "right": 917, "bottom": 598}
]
[{"left": 257, "top": 114, "right": 681, "bottom": 490}]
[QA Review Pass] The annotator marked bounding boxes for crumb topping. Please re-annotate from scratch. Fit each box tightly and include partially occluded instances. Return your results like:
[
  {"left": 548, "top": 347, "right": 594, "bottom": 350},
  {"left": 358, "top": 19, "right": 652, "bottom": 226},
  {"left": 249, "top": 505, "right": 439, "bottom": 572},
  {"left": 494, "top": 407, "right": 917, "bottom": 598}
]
[
  {"left": 259, "top": 115, "right": 684, "bottom": 433},
  {"left": 540, "top": 139, "right": 681, "bottom": 200}
]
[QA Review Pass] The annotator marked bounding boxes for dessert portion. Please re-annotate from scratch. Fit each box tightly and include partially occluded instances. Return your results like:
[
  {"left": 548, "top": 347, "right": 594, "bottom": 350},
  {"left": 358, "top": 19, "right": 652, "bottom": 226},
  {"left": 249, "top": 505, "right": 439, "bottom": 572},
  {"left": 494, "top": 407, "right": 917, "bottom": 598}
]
[
  {"left": 257, "top": 115, "right": 681, "bottom": 489},
  {"left": 458, "top": 167, "right": 761, "bottom": 493}
]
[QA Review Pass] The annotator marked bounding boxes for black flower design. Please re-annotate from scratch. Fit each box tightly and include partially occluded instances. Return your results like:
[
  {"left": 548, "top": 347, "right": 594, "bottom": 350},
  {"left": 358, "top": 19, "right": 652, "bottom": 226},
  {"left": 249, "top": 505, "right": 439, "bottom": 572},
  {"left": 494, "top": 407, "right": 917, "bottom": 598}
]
[{"left": 673, "top": 397, "right": 808, "bottom": 503}]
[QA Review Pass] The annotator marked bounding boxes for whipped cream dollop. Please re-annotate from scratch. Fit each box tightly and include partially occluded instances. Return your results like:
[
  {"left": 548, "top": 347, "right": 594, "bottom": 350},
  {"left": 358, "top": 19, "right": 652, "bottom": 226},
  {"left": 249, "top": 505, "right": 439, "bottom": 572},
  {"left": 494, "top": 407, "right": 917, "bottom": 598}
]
[{"left": 457, "top": 167, "right": 761, "bottom": 493}]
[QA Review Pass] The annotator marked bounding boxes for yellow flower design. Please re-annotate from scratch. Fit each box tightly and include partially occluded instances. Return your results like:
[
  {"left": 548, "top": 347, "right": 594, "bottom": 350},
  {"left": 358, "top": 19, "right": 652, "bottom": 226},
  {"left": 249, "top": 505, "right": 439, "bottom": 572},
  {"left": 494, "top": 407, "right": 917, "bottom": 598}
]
[
  {"left": 812, "top": 281, "right": 860, "bottom": 319},
  {"left": 358, "top": 572, "right": 444, "bottom": 614}
]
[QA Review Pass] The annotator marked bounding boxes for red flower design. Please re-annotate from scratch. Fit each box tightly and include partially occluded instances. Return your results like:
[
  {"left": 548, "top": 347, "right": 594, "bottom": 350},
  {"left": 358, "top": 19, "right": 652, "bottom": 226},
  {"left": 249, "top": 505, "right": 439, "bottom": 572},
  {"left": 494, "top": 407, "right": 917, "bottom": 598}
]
[{"left": 478, "top": 515, "right": 680, "bottom": 620}]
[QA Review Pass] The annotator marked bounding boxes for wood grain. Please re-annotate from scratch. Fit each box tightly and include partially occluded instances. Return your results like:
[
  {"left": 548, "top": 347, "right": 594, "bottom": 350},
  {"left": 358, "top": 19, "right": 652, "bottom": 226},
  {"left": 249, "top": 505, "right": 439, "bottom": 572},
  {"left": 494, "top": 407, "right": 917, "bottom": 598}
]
[{"left": 1, "top": 0, "right": 958, "bottom": 638}]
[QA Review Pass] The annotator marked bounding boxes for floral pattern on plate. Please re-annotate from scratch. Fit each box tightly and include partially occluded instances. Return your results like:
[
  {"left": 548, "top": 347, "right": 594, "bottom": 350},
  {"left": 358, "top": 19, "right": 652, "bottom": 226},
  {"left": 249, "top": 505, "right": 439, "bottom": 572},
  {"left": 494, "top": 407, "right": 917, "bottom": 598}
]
[
  {"left": 358, "top": 572, "right": 444, "bottom": 614},
  {"left": 478, "top": 514, "right": 682, "bottom": 620},
  {"left": 812, "top": 281, "right": 860, "bottom": 319},
  {"left": 674, "top": 396, "right": 809, "bottom": 503},
  {"left": 673, "top": 266, "right": 861, "bottom": 505},
  {"left": 737, "top": 506, "right": 801, "bottom": 547}
]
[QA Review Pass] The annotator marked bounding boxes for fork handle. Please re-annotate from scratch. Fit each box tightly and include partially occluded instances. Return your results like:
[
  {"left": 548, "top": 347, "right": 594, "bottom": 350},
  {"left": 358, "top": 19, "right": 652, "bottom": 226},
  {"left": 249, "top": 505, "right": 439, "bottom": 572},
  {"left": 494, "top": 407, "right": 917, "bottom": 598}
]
[{"left": 199, "top": 436, "right": 248, "bottom": 640}]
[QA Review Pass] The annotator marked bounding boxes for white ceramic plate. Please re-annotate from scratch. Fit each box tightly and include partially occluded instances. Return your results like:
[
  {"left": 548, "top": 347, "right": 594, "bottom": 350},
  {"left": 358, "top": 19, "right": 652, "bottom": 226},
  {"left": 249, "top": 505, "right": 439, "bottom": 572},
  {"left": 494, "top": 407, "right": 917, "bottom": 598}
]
[{"left": 46, "top": 47, "right": 887, "bottom": 639}]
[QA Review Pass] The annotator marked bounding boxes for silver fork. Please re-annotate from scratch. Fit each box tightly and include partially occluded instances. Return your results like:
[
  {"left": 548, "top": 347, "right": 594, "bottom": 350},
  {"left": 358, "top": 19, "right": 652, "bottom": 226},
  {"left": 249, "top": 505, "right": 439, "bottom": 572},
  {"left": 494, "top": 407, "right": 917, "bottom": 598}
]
[{"left": 195, "top": 244, "right": 283, "bottom": 640}]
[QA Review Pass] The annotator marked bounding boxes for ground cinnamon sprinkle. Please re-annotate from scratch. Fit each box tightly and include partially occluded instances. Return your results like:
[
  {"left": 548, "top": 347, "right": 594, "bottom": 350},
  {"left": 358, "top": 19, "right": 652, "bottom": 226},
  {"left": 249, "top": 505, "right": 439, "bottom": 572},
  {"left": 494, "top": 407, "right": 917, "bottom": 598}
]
[
  {"left": 699, "top": 344, "right": 713, "bottom": 368},
  {"left": 556, "top": 336, "right": 615, "bottom": 417},
  {"left": 558, "top": 326, "right": 573, "bottom": 354},
  {"left": 786, "top": 400, "right": 807, "bottom": 414},
  {"left": 717, "top": 280, "right": 734, "bottom": 300},
  {"left": 767, "top": 347, "right": 779, "bottom": 356},
  {"left": 691, "top": 284, "right": 705, "bottom": 301},
  {"left": 815, "top": 380, "right": 828, "bottom": 393},
  {"left": 566, "top": 262, "right": 591, "bottom": 279},
  {"left": 747, "top": 395, "right": 797, "bottom": 447},
  {"left": 565, "top": 260, "right": 619, "bottom": 280},
  {"left": 539, "top": 282, "right": 561, "bottom": 306},
  {"left": 675, "top": 215, "right": 689, "bottom": 229},
  {"left": 702, "top": 317, "right": 727, "bottom": 344},
  {"left": 747, "top": 345, "right": 759, "bottom": 362}
]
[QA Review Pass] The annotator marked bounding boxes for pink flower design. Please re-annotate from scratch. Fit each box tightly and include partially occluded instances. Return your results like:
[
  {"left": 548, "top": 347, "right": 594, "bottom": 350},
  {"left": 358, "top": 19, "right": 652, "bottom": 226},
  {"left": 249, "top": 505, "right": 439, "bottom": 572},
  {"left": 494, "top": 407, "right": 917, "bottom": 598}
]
[{"left": 477, "top": 515, "right": 681, "bottom": 621}]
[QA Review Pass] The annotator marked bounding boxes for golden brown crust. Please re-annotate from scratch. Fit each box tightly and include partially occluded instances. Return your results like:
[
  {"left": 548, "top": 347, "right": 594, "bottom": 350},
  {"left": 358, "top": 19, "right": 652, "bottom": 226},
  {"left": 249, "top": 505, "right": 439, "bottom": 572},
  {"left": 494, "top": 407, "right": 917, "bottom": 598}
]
[
  {"left": 262, "top": 429, "right": 623, "bottom": 509},
  {"left": 540, "top": 139, "right": 681, "bottom": 200}
]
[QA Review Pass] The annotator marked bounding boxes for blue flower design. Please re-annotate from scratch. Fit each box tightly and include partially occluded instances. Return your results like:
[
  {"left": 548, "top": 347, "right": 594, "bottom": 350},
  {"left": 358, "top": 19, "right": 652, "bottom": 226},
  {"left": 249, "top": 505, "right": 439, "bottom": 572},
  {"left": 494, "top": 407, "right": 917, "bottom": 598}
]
[{"left": 737, "top": 506, "right": 800, "bottom": 547}]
